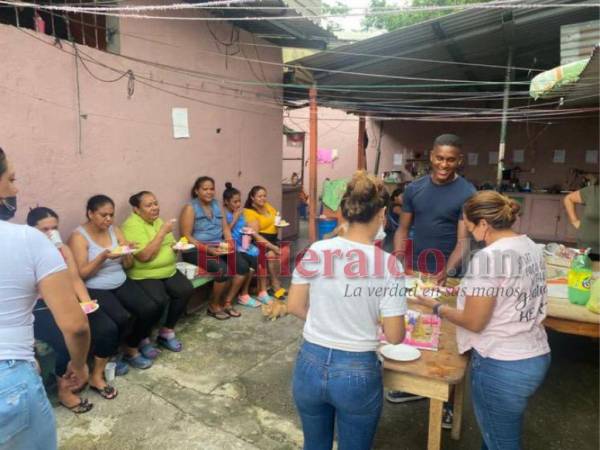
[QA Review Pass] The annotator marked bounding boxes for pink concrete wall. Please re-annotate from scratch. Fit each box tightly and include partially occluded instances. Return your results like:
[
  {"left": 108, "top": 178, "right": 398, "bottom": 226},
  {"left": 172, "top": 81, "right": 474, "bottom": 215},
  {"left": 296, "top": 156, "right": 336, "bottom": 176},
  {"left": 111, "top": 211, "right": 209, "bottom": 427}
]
[
  {"left": 374, "top": 118, "right": 600, "bottom": 188},
  {"left": 283, "top": 106, "right": 358, "bottom": 197},
  {"left": 0, "top": 18, "right": 282, "bottom": 235}
]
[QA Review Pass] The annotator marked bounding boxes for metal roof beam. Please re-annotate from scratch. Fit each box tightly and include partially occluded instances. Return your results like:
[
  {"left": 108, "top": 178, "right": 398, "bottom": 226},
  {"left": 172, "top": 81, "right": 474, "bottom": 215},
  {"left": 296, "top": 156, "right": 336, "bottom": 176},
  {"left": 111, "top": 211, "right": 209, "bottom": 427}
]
[
  {"left": 311, "top": 4, "right": 593, "bottom": 81},
  {"left": 430, "top": 21, "right": 482, "bottom": 91},
  {"left": 312, "top": 20, "right": 505, "bottom": 81}
]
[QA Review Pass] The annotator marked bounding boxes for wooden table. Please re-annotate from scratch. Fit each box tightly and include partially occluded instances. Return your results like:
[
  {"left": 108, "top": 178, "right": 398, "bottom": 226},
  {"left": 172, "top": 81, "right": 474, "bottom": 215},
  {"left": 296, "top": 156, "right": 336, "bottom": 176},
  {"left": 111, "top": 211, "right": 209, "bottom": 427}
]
[
  {"left": 543, "top": 260, "right": 600, "bottom": 338},
  {"left": 545, "top": 296, "right": 600, "bottom": 338},
  {"left": 380, "top": 302, "right": 468, "bottom": 450}
]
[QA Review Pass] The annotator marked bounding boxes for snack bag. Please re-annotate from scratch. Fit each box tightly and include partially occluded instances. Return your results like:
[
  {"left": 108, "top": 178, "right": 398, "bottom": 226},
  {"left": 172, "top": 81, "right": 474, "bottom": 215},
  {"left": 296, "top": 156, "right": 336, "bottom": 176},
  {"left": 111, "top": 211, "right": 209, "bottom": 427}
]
[{"left": 586, "top": 279, "right": 600, "bottom": 314}]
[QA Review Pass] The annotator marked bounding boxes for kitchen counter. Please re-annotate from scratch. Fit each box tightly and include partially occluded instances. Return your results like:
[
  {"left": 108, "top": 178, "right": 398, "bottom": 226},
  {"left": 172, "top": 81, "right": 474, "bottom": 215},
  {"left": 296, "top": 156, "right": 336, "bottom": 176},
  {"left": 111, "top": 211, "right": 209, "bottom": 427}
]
[{"left": 504, "top": 193, "right": 583, "bottom": 243}]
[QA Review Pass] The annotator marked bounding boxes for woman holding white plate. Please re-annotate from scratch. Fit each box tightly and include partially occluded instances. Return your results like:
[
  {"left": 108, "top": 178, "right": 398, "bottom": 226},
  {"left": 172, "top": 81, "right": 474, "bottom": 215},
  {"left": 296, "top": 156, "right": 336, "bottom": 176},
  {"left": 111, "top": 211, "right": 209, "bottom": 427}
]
[
  {"left": 123, "top": 191, "right": 194, "bottom": 351},
  {"left": 29, "top": 207, "right": 123, "bottom": 409},
  {"left": 70, "top": 195, "right": 161, "bottom": 370},
  {"left": 412, "top": 191, "right": 550, "bottom": 450},
  {"left": 244, "top": 185, "right": 291, "bottom": 300},
  {"left": 288, "top": 171, "right": 407, "bottom": 450}
]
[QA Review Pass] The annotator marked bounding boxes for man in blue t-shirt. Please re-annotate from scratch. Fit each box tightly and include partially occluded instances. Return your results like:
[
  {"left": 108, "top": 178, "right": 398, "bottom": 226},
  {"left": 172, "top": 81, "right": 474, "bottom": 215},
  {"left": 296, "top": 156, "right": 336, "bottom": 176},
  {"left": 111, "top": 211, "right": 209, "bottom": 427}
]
[
  {"left": 389, "top": 134, "right": 475, "bottom": 409},
  {"left": 394, "top": 133, "right": 475, "bottom": 280}
]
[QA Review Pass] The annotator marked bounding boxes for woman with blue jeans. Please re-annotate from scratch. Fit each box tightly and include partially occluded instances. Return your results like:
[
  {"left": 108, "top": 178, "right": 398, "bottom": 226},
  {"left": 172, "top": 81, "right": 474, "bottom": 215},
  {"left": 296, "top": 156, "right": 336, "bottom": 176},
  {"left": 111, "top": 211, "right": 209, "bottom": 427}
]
[
  {"left": 288, "top": 171, "right": 407, "bottom": 450},
  {"left": 0, "top": 147, "right": 91, "bottom": 449},
  {"left": 413, "top": 191, "right": 551, "bottom": 450}
]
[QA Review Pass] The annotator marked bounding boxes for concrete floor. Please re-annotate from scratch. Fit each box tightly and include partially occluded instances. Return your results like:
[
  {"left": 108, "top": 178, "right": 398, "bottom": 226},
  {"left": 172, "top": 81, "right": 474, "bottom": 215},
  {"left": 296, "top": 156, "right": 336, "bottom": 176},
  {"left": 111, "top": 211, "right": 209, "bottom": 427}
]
[{"left": 52, "top": 224, "right": 599, "bottom": 450}]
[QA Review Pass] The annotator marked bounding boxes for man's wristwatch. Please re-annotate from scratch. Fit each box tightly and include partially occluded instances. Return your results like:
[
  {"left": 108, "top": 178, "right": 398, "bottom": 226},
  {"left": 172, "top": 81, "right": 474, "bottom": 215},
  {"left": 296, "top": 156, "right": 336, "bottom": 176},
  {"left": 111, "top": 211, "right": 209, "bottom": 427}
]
[{"left": 432, "top": 302, "right": 443, "bottom": 317}]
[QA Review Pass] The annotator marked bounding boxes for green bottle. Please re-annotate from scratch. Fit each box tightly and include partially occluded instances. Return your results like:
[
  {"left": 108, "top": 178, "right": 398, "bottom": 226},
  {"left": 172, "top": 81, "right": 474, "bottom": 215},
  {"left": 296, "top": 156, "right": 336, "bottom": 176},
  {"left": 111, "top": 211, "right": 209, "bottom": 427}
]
[{"left": 568, "top": 249, "right": 593, "bottom": 305}]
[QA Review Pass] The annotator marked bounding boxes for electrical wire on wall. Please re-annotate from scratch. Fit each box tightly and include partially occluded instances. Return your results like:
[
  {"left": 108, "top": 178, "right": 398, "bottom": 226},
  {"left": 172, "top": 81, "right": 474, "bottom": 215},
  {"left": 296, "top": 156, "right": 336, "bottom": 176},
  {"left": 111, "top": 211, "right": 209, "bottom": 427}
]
[{"left": 8, "top": 22, "right": 599, "bottom": 124}]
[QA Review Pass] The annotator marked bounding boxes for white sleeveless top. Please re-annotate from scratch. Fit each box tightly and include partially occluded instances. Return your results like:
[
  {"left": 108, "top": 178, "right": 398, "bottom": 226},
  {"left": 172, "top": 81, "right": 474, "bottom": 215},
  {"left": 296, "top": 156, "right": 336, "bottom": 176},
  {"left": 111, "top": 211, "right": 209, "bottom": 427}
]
[{"left": 76, "top": 225, "right": 126, "bottom": 290}]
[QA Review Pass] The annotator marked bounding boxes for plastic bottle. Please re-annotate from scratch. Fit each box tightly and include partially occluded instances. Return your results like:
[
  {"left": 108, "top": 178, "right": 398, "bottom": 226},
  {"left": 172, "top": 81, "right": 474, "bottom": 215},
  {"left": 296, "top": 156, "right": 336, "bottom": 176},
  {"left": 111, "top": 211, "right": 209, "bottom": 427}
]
[{"left": 567, "top": 249, "right": 593, "bottom": 305}]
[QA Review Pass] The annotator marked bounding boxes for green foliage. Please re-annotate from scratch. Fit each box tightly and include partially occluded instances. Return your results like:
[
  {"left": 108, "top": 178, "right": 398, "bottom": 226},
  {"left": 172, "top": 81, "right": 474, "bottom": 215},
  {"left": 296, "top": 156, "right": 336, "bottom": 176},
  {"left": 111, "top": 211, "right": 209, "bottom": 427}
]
[
  {"left": 322, "top": 1, "right": 351, "bottom": 32},
  {"left": 362, "top": 0, "right": 493, "bottom": 31}
]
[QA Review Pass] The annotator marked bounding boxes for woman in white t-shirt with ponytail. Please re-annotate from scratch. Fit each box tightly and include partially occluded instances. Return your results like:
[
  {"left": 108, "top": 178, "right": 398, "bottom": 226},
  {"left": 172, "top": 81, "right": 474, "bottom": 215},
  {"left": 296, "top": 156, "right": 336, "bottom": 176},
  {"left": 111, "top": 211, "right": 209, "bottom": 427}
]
[{"left": 288, "top": 170, "right": 407, "bottom": 450}]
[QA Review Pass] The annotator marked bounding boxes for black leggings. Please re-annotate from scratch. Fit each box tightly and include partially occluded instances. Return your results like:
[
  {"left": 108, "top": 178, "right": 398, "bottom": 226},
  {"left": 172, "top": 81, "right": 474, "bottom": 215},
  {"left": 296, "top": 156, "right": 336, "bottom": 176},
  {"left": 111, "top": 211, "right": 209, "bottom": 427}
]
[
  {"left": 134, "top": 270, "right": 194, "bottom": 329},
  {"left": 33, "top": 299, "right": 119, "bottom": 377},
  {"left": 183, "top": 250, "right": 255, "bottom": 282},
  {"left": 88, "top": 278, "right": 163, "bottom": 349}
]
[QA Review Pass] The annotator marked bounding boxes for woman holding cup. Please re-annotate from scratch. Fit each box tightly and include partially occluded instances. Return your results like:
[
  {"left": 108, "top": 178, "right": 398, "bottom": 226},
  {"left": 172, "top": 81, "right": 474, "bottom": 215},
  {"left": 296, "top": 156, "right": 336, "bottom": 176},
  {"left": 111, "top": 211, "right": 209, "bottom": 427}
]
[
  {"left": 223, "top": 182, "right": 279, "bottom": 306},
  {"left": 69, "top": 195, "right": 162, "bottom": 370},
  {"left": 123, "top": 191, "right": 193, "bottom": 349},
  {"left": 179, "top": 177, "right": 252, "bottom": 319}
]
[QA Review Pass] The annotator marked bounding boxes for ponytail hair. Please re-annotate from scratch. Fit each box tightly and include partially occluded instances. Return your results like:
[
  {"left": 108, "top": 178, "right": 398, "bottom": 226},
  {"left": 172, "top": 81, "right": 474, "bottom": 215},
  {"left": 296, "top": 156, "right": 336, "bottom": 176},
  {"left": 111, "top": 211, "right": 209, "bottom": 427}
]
[
  {"left": 86, "top": 195, "right": 114, "bottom": 219},
  {"left": 463, "top": 190, "right": 520, "bottom": 230},
  {"left": 341, "top": 171, "right": 388, "bottom": 223},
  {"left": 190, "top": 176, "right": 215, "bottom": 199},
  {"left": 27, "top": 206, "right": 59, "bottom": 227},
  {"left": 129, "top": 191, "right": 152, "bottom": 208},
  {"left": 223, "top": 182, "right": 240, "bottom": 202},
  {"left": 244, "top": 185, "right": 266, "bottom": 210}
]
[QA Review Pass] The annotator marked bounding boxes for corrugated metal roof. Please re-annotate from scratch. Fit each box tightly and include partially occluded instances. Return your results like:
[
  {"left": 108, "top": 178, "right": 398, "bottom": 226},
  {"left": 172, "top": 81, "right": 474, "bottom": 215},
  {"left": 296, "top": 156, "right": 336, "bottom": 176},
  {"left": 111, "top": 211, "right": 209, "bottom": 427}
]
[
  {"left": 284, "top": 0, "right": 599, "bottom": 115},
  {"left": 561, "top": 20, "right": 600, "bottom": 64},
  {"left": 563, "top": 45, "right": 600, "bottom": 106},
  {"left": 192, "top": 0, "right": 333, "bottom": 49}
]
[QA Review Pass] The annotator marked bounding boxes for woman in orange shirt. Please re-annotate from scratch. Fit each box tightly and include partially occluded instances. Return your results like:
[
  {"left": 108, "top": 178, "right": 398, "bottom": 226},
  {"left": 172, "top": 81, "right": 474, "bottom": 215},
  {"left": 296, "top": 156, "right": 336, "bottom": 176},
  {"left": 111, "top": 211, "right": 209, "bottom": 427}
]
[{"left": 244, "top": 186, "right": 290, "bottom": 301}]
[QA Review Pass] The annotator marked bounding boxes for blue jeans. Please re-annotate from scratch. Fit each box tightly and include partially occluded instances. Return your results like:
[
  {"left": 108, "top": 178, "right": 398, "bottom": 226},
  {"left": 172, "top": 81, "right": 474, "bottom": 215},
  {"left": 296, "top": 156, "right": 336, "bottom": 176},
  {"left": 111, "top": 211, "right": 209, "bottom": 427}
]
[
  {"left": 470, "top": 350, "right": 551, "bottom": 450},
  {"left": 292, "top": 341, "right": 383, "bottom": 450},
  {"left": 0, "top": 360, "right": 56, "bottom": 450}
]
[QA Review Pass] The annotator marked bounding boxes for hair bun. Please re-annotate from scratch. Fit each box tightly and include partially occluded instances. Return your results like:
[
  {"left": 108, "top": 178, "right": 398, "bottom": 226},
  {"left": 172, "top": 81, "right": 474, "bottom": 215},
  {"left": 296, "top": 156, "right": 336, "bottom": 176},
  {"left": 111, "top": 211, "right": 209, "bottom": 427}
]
[
  {"left": 225, "top": 182, "right": 233, "bottom": 189},
  {"left": 507, "top": 199, "right": 520, "bottom": 219},
  {"left": 341, "top": 171, "right": 387, "bottom": 223}
]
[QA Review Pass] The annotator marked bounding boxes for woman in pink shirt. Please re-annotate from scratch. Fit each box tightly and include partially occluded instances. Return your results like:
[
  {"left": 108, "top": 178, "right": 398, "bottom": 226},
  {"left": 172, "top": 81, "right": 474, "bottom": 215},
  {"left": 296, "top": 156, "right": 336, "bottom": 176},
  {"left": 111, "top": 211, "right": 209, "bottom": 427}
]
[{"left": 414, "top": 190, "right": 550, "bottom": 450}]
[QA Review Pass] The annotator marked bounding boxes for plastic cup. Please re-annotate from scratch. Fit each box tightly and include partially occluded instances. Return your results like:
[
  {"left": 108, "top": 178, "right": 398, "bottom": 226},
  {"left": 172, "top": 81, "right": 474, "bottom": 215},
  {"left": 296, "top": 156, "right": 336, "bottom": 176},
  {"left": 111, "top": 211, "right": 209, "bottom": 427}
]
[
  {"left": 185, "top": 266, "right": 196, "bottom": 280},
  {"left": 242, "top": 234, "right": 251, "bottom": 250},
  {"left": 48, "top": 230, "right": 63, "bottom": 247},
  {"left": 104, "top": 362, "right": 116, "bottom": 382}
]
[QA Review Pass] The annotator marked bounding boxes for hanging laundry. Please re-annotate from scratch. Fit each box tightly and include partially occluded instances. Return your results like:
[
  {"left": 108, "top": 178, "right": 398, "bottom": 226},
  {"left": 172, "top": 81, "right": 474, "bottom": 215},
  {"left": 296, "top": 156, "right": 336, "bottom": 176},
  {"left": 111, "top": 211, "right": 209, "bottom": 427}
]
[{"left": 317, "top": 148, "right": 333, "bottom": 164}]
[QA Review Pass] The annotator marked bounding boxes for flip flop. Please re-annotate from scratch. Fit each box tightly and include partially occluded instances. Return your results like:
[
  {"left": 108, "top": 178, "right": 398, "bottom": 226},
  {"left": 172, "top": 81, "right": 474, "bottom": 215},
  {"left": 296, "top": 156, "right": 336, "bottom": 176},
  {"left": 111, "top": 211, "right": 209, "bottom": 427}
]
[
  {"left": 207, "top": 307, "right": 230, "bottom": 320},
  {"left": 60, "top": 398, "right": 94, "bottom": 414},
  {"left": 90, "top": 384, "right": 118, "bottom": 400},
  {"left": 237, "top": 295, "right": 260, "bottom": 308},
  {"left": 256, "top": 293, "right": 273, "bottom": 305},
  {"left": 157, "top": 335, "right": 183, "bottom": 352},
  {"left": 124, "top": 353, "right": 153, "bottom": 370},
  {"left": 139, "top": 342, "right": 161, "bottom": 360},
  {"left": 224, "top": 306, "right": 241, "bottom": 318}
]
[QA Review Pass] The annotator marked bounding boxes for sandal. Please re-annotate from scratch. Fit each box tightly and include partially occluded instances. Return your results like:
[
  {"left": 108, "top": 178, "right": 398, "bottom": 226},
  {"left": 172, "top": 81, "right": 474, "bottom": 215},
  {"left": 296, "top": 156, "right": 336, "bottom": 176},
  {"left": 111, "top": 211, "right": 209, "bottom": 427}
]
[
  {"left": 60, "top": 398, "right": 94, "bottom": 414},
  {"left": 115, "top": 358, "right": 130, "bottom": 376},
  {"left": 256, "top": 292, "right": 273, "bottom": 305},
  {"left": 157, "top": 335, "right": 183, "bottom": 352},
  {"left": 124, "top": 353, "right": 153, "bottom": 370},
  {"left": 90, "top": 384, "right": 118, "bottom": 400},
  {"left": 139, "top": 342, "right": 161, "bottom": 360},
  {"left": 237, "top": 295, "right": 260, "bottom": 308},
  {"left": 224, "top": 305, "right": 241, "bottom": 318},
  {"left": 207, "top": 307, "right": 230, "bottom": 321}
]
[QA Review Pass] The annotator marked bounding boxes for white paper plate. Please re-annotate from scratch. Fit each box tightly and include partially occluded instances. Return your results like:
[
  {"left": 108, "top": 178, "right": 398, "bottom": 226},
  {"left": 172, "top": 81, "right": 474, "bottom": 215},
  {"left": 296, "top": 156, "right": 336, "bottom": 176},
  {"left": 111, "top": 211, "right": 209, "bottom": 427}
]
[
  {"left": 275, "top": 222, "right": 290, "bottom": 228},
  {"left": 380, "top": 344, "right": 421, "bottom": 362},
  {"left": 173, "top": 243, "right": 195, "bottom": 251},
  {"left": 110, "top": 247, "right": 135, "bottom": 256},
  {"left": 80, "top": 301, "right": 99, "bottom": 315}
]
